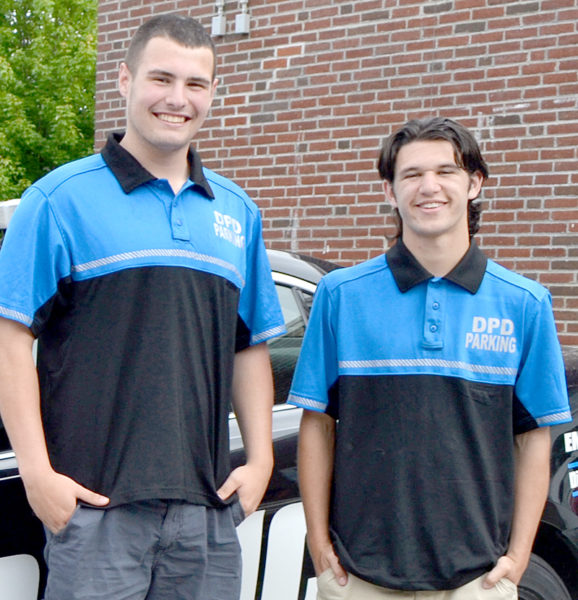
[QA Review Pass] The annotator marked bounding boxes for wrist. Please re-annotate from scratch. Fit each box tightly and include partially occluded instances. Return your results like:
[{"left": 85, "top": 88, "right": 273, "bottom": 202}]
[
  {"left": 504, "top": 549, "right": 531, "bottom": 575},
  {"left": 306, "top": 534, "right": 338, "bottom": 576},
  {"left": 306, "top": 530, "right": 333, "bottom": 554},
  {"left": 245, "top": 452, "right": 274, "bottom": 472},
  {"left": 18, "top": 458, "right": 54, "bottom": 485}
]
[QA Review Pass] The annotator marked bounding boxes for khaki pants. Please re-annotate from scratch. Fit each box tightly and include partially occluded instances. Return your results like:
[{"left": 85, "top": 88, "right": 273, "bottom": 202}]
[{"left": 316, "top": 570, "right": 517, "bottom": 600}]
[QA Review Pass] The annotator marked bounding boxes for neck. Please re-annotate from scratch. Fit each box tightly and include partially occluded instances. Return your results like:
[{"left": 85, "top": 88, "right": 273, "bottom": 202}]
[
  {"left": 120, "top": 135, "right": 190, "bottom": 194},
  {"left": 402, "top": 232, "right": 470, "bottom": 277}
]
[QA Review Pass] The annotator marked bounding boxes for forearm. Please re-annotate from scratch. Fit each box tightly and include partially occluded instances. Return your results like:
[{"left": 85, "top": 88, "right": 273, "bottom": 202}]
[
  {"left": 0, "top": 318, "right": 51, "bottom": 478},
  {"left": 218, "top": 343, "right": 274, "bottom": 514},
  {"left": 298, "top": 409, "right": 336, "bottom": 573},
  {"left": 231, "top": 342, "right": 274, "bottom": 469},
  {"left": 508, "top": 427, "right": 551, "bottom": 573},
  {"left": 485, "top": 426, "right": 551, "bottom": 588}
]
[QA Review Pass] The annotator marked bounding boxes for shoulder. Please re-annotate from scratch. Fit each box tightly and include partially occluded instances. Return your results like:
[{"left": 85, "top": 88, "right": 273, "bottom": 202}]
[
  {"left": 202, "top": 167, "right": 259, "bottom": 217},
  {"left": 484, "top": 259, "right": 550, "bottom": 303},
  {"left": 29, "top": 153, "right": 107, "bottom": 198},
  {"left": 321, "top": 253, "right": 390, "bottom": 293},
  {"left": 12, "top": 154, "right": 105, "bottom": 223}
]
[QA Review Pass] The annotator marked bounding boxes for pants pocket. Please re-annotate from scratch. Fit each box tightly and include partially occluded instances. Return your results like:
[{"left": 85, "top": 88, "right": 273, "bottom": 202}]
[
  {"left": 230, "top": 500, "right": 246, "bottom": 527},
  {"left": 316, "top": 568, "right": 349, "bottom": 600},
  {"left": 494, "top": 577, "right": 518, "bottom": 599},
  {"left": 455, "top": 575, "right": 518, "bottom": 600},
  {"left": 44, "top": 504, "right": 82, "bottom": 548}
]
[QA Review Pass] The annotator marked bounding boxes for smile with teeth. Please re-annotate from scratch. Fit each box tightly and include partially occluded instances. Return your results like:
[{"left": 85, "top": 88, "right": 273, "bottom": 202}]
[
  {"left": 156, "top": 113, "right": 189, "bottom": 124},
  {"left": 418, "top": 201, "right": 445, "bottom": 209}
]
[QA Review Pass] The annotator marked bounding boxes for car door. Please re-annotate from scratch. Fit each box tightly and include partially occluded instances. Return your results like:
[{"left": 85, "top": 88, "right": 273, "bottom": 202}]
[{"left": 229, "top": 268, "right": 318, "bottom": 600}]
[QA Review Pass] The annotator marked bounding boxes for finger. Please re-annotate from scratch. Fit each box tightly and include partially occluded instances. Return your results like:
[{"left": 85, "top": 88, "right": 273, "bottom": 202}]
[
  {"left": 482, "top": 565, "right": 504, "bottom": 589},
  {"left": 328, "top": 553, "right": 348, "bottom": 586},
  {"left": 75, "top": 485, "right": 110, "bottom": 507},
  {"left": 332, "top": 569, "right": 348, "bottom": 586},
  {"left": 217, "top": 475, "right": 239, "bottom": 501}
]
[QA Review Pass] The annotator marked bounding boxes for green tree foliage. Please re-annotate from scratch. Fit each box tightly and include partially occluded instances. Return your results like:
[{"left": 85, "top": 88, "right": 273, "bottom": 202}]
[{"left": 0, "top": 0, "right": 97, "bottom": 199}]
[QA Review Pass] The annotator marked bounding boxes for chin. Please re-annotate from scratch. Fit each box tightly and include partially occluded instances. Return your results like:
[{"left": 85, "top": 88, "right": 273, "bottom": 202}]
[{"left": 148, "top": 133, "right": 193, "bottom": 152}]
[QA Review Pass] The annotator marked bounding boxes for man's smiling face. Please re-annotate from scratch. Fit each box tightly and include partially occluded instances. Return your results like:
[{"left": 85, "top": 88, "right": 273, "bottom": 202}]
[
  {"left": 119, "top": 36, "right": 217, "bottom": 157},
  {"left": 384, "top": 140, "right": 483, "bottom": 248}
]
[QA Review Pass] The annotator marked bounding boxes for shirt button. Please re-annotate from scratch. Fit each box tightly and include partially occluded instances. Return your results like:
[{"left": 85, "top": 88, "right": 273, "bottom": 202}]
[
  {"left": 176, "top": 219, "right": 183, "bottom": 226},
  {"left": 432, "top": 302, "right": 440, "bottom": 310},
  {"left": 430, "top": 324, "right": 438, "bottom": 333}
]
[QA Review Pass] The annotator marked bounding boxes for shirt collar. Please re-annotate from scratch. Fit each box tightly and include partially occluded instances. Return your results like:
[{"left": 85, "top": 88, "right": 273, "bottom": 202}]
[
  {"left": 386, "top": 238, "right": 487, "bottom": 294},
  {"left": 100, "top": 132, "right": 215, "bottom": 199}
]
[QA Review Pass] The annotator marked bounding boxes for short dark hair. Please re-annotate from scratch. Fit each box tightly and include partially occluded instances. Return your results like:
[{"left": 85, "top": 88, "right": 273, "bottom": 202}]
[
  {"left": 377, "top": 117, "right": 489, "bottom": 239},
  {"left": 125, "top": 13, "right": 217, "bottom": 78}
]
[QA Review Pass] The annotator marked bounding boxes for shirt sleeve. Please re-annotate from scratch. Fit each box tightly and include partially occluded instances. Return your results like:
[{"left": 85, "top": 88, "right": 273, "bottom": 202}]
[
  {"left": 0, "top": 188, "right": 71, "bottom": 335},
  {"left": 287, "top": 276, "right": 338, "bottom": 413},
  {"left": 236, "top": 210, "right": 285, "bottom": 350},
  {"left": 514, "top": 289, "right": 570, "bottom": 433}
]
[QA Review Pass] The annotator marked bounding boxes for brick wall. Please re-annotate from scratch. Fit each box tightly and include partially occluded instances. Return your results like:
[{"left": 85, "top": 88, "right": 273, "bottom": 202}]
[{"left": 95, "top": 0, "right": 578, "bottom": 345}]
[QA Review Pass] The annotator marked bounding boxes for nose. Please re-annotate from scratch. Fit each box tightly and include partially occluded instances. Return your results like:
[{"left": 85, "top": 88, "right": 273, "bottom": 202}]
[
  {"left": 419, "top": 171, "right": 441, "bottom": 195},
  {"left": 165, "top": 82, "right": 187, "bottom": 108}
]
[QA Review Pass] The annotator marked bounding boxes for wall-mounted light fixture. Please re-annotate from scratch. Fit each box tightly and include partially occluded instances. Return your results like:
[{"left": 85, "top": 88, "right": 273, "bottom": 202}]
[
  {"left": 211, "top": 0, "right": 226, "bottom": 36},
  {"left": 235, "top": 0, "right": 250, "bottom": 34}
]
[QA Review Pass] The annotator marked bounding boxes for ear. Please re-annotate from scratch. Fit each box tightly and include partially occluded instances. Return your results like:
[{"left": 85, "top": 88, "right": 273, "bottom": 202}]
[
  {"left": 467, "top": 171, "right": 484, "bottom": 200},
  {"left": 383, "top": 180, "right": 398, "bottom": 209},
  {"left": 208, "top": 77, "right": 219, "bottom": 104},
  {"left": 118, "top": 62, "right": 132, "bottom": 99}
]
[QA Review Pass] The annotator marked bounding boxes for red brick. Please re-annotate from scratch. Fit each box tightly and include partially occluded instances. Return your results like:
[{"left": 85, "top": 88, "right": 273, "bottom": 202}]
[{"left": 94, "top": 0, "right": 578, "bottom": 341}]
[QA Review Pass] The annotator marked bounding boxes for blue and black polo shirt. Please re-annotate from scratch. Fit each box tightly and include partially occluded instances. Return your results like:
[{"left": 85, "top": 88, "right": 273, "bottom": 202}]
[
  {"left": 0, "top": 133, "right": 285, "bottom": 508},
  {"left": 289, "top": 240, "right": 570, "bottom": 591}
]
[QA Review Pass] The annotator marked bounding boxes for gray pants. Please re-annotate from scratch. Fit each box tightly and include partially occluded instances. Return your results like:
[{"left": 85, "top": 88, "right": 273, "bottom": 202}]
[{"left": 43, "top": 500, "right": 243, "bottom": 600}]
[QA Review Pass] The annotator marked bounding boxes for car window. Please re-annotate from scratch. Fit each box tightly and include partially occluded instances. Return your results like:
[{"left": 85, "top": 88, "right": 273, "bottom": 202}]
[
  {"left": 268, "top": 283, "right": 313, "bottom": 405},
  {"left": 275, "top": 285, "right": 306, "bottom": 336}
]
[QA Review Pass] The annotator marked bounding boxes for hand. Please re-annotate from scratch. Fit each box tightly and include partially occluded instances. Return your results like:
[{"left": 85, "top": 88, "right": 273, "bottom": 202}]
[
  {"left": 310, "top": 539, "right": 348, "bottom": 586},
  {"left": 217, "top": 461, "right": 272, "bottom": 517},
  {"left": 23, "top": 469, "right": 109, "bottom": 533},
  {"left": 483, "top": 555, "right": 524, "bottom": 589}
]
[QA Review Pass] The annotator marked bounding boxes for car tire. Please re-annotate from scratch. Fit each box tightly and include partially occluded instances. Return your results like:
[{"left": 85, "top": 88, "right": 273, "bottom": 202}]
[{"left": 518, "top": 553, "right": 571, "bottom": 600}]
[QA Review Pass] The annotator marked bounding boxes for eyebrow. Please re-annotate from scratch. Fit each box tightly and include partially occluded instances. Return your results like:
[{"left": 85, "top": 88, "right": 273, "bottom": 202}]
[
  {"left": 398, "top": 162, "right": 461, "bottom": 176},
  {"left": 147, "top": 69, "right": 212, "bottom": 86}
]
